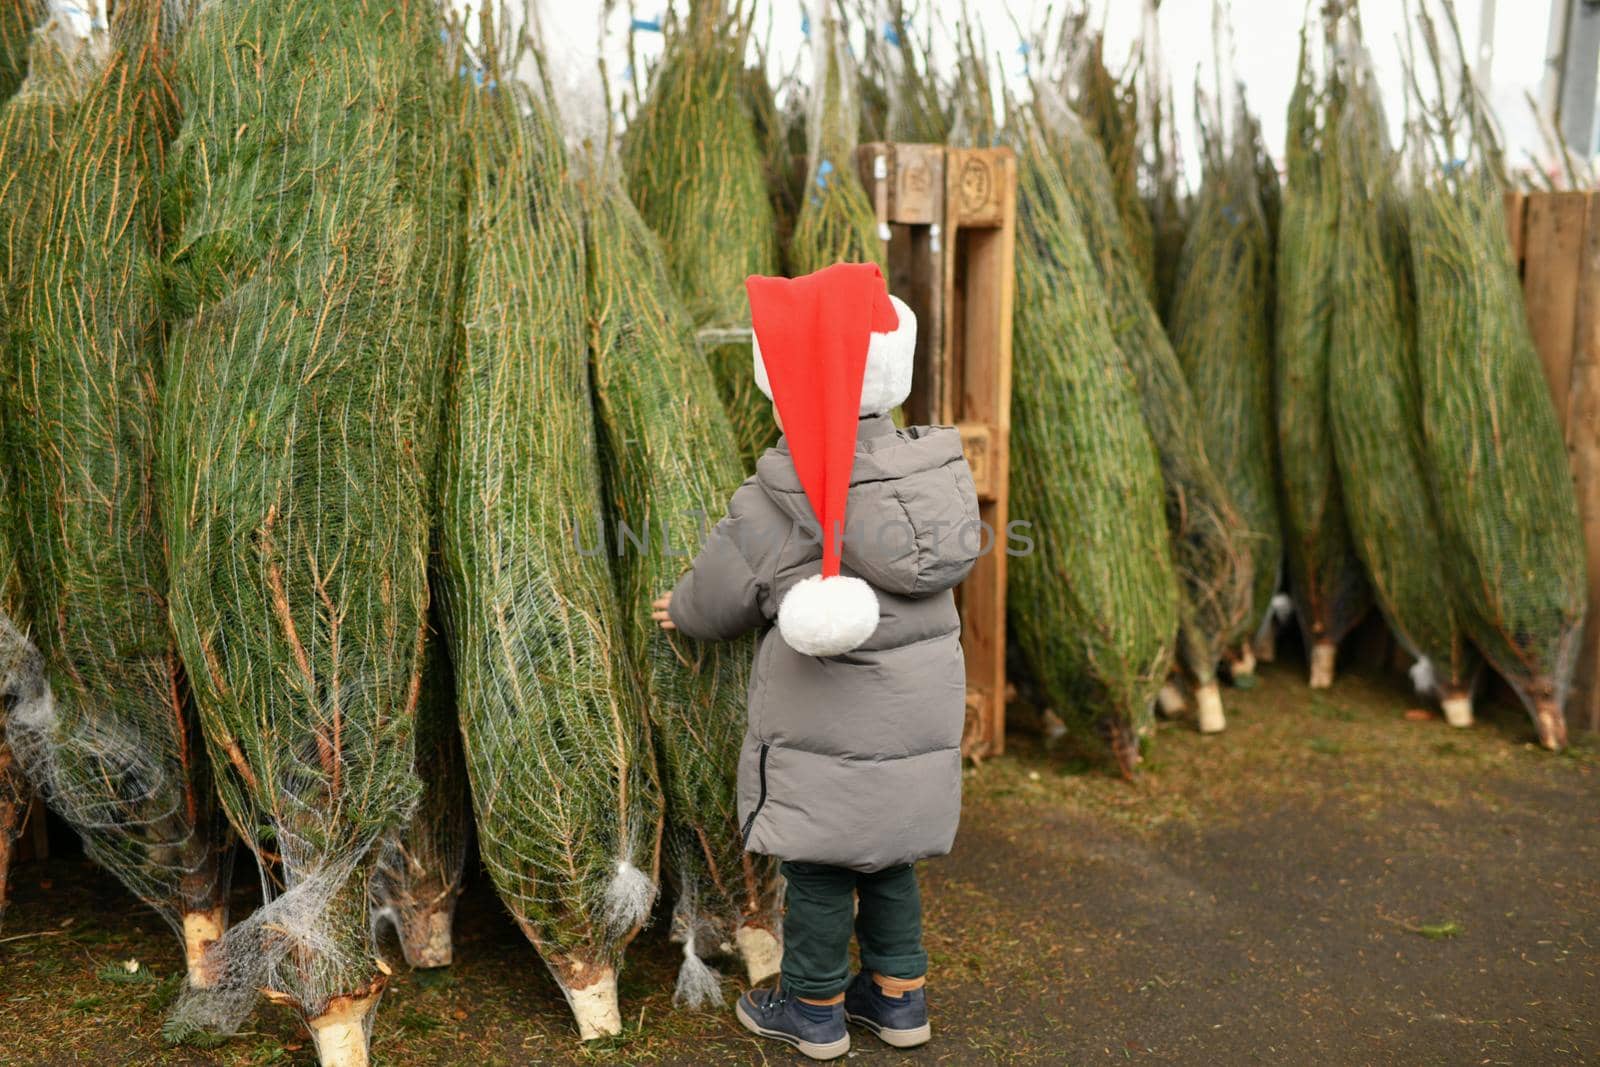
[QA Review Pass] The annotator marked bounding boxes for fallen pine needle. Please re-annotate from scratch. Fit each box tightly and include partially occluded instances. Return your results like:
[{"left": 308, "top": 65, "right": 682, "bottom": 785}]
[{"left": 0, "top": 929, "right": 67, "bottom": 944}]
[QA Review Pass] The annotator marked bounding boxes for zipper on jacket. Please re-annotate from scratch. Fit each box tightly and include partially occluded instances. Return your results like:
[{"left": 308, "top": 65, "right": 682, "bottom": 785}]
[{"left": 741, "top": 743, "right": 771, "bottom": 845}]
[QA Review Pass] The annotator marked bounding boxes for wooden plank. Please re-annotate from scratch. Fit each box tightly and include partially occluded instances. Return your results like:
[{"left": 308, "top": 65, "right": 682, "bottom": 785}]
[
  {"left": 1505, "top": 190, "right": 1527, "bottom": 264},
  {"left": 899, "top": 146, "right": 947, "bottom": 418},
  {"left": 943, "top": 210, "right": 964, "bottom": 429},
  {"left": 963, "top": 500, "right": 1005, "bottom": 756},
  {"left": 859, "top": 144, "right": 1015, "bottom": 757},
  {"left": 1565, "top": 193, "right": 1600, "bottom": 733},
  {"left": 1522, "top": 192, "right": 1589, "bottom": 428},
  {"left": 943, "top": 147, "right": 1016, "bottom": 758},
  {"left": 986, "top": 150, "right": 1016, "bottom": 756}
]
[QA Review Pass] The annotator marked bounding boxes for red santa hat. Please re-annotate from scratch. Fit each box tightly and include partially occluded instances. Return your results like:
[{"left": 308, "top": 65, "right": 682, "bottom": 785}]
[{"left": 744, "top": 262, "right": 917, "bottom": 657}]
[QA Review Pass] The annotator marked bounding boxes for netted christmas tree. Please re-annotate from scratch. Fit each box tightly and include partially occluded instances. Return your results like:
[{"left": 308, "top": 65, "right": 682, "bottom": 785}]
[
  {"left": 788, "top": 1, "right": 885, "bottom": 275},
  {"left": 1036, "top": 72, "right": 1252, "bottom": 734},
  {"left": 624, "top": 0, "right": 782, "bottom": 469},
  {"left": 1167, "top": 70, "right": 1281, "bottom": 684},
  {"left": 580, "top": 161, "right": 781, "bottom": 1001},
  {"left": 1006, "top": 109, "right": 1178, "bottom": 776},
  {"left": 369, "top": 9, "right": 472, "bottom": 975},
  {"left": 2, "top": 0, "right": 231, "bottom": 979},
  {"left": 1276, "top": 16, "right": 1371, "bottom": 688},
  {"left": 158, "top": 1, "right": 445, "bottom": 1061},
  {"left": 0, "top": 7, "right": 64, "bottom": 294},
  {"left": 439, "top": 26, "right": 662, "bottom": 1039},
  {"left": 1328, "top": 23, "right": 1477, "bottom": 725},
  {"left": 0, "top": 0, "right": 49, "bottom": 925},
  {"left": 1405, "top": 1, "right": 1584, "bottom": 748}
]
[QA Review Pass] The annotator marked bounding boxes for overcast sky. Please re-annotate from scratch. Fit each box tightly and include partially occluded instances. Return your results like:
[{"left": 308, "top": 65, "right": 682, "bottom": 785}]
[{"left": 507, "top": 0, "right": 1569, "bottom": 181}]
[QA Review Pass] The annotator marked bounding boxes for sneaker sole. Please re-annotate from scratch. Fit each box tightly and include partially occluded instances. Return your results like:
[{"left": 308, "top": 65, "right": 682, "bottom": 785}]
[
  {"left": 846, "top": 1010, "right": 933, "bottom": 1049},
  {"left": 736, "top": 1000, "right": 851, "bottom": 1061}
]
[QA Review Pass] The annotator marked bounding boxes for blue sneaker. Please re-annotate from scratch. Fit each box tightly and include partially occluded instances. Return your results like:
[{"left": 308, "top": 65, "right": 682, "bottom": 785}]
[
  {"left": 844, "top": 972, "right": 932, "bottom": 1048},
  {"left": 735, "top": 985, "right": 850, "bottom": 1061}
]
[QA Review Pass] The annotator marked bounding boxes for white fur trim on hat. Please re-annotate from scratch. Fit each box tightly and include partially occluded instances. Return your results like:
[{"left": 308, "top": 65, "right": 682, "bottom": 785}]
[
  {"left": 753, "top": 295, "right": 917, "bottom": 416},
  {"left": 776, "top": 574, "right": 880, "bottom": 657}
]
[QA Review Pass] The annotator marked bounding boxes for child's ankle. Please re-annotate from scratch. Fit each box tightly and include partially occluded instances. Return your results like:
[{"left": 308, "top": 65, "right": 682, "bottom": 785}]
[
  {"left": 795, "top": 993, "right": 844, "bottom": 1021},
  {"left": 870, "top": 972, "right": 926, "bottom": 999}
]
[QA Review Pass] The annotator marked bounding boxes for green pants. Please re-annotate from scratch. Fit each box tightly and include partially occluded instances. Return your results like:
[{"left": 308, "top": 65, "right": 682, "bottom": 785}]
[{"left": 779, "top": 861, "right": 927, "bottom": 1000}]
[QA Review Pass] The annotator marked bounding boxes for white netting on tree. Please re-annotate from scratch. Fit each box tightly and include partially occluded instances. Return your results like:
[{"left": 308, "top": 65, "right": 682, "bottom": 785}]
[
  {"left": 371, "top": 5, "right": 474, "bottom": 978},
  {"left": 1020, "top": 18, "right": 1253, "bottom": 727},
  {"left": 621, "top": 0, "right": 783, "bottom": 469},
  {"left": 1135, "top": 0, "right": 1191, "bottom": 321}
]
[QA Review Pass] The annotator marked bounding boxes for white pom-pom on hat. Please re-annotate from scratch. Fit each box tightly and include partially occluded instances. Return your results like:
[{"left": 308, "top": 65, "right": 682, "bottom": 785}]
[
  {"left": 777, "top": 574, "right": 880, "bottom": 657},
  {"left": 753, "top": 294, "right": 916, "bottom": 416}
]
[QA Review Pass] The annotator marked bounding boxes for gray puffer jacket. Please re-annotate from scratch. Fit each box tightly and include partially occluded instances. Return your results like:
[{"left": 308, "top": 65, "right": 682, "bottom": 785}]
[{"left": 669, "top": 413, "right": 981, "bottom": 872}]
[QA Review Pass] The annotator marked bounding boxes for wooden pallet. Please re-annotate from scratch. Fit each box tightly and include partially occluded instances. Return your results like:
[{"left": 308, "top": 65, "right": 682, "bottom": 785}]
[
  {"left": 857, "top": 143, "right": 1017, "bottom": 758},
  {"left": 1504, "top": 190, "right": 1600, "bottom": 734}
]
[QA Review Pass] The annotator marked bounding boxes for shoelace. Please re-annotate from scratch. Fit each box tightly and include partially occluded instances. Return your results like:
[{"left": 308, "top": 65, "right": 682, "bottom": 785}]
[{"left": 759, "top": 989, "right": 789, "bottom": 1015}]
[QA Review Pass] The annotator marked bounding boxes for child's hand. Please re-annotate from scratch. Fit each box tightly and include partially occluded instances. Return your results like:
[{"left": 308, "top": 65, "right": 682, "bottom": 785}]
[{"left": 651, "top": 593, "right": 676, "bottom": 631}]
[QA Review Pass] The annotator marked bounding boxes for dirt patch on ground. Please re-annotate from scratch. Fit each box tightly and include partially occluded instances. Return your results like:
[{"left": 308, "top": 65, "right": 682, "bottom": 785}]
[{"left": 0, "top": 662, "right": 1595, "bottom": 1064}]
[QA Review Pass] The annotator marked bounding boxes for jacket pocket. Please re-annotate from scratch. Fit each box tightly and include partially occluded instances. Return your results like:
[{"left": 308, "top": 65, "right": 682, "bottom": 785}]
[{"left": 741, "top": 742, "right": 771, "bottom": 846}]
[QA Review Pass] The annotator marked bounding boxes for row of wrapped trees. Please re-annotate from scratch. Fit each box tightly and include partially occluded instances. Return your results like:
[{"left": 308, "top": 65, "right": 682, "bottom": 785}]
[
  {"left": 1264, "top": 1, "right": 1584, "bottom": 748},
  {"left": 0, "top": 0, "right": 784, "bottom": 1062},
  {"left": 1402, "top": 2, "right": 1585, "bottom": 747},
  {"left": 929, "top": 0, "right": 1586, "bottom": 761},
  {"left": 0, "top": 6, "right": 1592, "bottom": 1066}
]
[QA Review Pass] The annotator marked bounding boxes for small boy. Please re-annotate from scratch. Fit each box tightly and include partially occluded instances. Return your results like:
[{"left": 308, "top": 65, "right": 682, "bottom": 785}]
[{"left": 651, "top": 263, "right": 980, "bottom": 1060}]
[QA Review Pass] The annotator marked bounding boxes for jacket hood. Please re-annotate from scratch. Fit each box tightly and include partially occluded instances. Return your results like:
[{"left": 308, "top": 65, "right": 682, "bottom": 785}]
[{"left": 756, "top": 414, "right": 979, "bottom": 598}]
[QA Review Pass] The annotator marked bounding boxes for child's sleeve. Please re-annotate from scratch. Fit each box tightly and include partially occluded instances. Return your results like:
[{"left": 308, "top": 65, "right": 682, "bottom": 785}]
[{"left": 667, "top": 506, "right": 769, "bottom": 642}]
